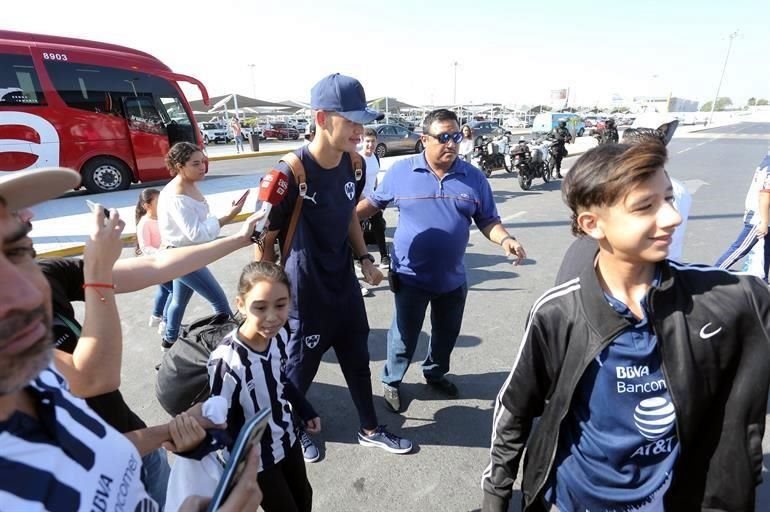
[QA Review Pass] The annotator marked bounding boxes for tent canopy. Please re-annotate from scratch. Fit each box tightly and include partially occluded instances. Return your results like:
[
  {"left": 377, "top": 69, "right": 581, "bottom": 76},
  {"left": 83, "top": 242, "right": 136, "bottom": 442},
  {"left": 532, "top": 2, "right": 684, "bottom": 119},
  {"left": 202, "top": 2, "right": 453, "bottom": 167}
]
[
  {"left": 188, "top": 94, "right": 293, "bottom": 113},
  {"left": 367, "top": 96, "right": 419, "bottom": 112}
]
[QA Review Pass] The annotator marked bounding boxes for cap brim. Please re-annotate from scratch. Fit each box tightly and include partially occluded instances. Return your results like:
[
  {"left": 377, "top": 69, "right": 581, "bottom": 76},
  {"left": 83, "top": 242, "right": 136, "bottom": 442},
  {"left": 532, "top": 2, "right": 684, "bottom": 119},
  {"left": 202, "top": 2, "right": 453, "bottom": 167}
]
[
  {"left": 0, "top": 168, "right": 81, "bottom": 211},
  {"left": 337, "top": 107, "right": 385, "bottom": 124}
]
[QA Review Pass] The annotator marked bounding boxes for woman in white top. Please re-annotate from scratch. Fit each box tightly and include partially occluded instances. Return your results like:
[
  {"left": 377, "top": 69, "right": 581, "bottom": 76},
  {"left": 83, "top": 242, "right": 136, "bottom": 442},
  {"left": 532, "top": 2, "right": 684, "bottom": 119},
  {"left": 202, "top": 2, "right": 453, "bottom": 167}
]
[
  {"left": 158, "top": 142, "right": 247, "bottom": 350},
  {"left": 458, "top": 124, "right": 475, "bottom": 162}
]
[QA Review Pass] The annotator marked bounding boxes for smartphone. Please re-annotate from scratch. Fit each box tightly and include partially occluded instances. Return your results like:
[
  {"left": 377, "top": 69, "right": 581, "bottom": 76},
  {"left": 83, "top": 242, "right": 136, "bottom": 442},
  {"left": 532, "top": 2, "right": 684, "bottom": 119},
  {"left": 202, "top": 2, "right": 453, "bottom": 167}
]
[
  {"left": 85, "top": 199, "right": 110, "bottom": 218},
  {"left": 233, "top": 189, "right": 250, "bottom": 206},
  {"left": 207, "top": 408, "right": 270, "bottom": 511}
]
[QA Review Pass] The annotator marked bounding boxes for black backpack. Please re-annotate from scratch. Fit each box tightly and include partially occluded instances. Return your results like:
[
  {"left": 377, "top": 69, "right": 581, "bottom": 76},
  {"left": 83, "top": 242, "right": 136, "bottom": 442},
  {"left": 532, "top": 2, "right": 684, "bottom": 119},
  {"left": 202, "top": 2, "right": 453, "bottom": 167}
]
[{"left": 155, "top": 313, "right": 240, "bottom": 416}]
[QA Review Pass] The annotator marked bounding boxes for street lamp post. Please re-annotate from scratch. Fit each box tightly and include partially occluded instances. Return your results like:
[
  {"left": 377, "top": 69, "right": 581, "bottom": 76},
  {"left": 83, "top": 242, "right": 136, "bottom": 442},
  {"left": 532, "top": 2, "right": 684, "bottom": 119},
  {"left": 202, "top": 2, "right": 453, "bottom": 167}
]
[
  {"left": 453, "top": 61, "right": 458, "bottom": 106},
  {"left": 248, "top": 64, "right": 257, "bottom": 99},
  {"left": 708, "top": 30, "right": 738, "bottom": 126}
]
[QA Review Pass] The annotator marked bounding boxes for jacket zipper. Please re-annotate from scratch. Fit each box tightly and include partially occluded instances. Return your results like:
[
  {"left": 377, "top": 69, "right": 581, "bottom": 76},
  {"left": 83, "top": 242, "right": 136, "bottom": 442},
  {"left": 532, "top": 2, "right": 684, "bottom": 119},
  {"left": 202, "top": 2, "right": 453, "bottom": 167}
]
[
  {"left": 527, "top": 326, "right": 627, "bottom": 508},
  {"left": 649, "top": 294, "right": 684, "bottom": 459}
]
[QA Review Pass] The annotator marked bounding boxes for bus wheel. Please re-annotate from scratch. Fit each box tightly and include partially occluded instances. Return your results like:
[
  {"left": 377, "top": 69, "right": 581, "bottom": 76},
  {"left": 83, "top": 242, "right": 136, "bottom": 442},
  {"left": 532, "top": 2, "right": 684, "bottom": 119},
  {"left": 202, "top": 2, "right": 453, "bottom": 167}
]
[{"left": 82, "top": 157, "right": 132, "bottom": 194}]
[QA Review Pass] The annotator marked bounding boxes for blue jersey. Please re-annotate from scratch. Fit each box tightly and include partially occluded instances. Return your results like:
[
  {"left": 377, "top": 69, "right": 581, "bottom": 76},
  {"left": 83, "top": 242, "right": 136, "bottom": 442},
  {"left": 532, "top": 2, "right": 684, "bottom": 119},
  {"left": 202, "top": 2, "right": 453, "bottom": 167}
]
[
  {"left": 266, "top": 146, "right": 365, "bottom": 306},
  {"left": 545, "top": 273, "right": 679, "bottom": 511}
]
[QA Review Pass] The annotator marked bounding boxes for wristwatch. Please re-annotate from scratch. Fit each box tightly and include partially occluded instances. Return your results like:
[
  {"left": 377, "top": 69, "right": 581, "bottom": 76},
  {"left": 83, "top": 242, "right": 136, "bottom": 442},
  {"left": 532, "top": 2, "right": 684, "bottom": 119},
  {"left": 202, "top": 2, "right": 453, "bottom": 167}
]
[{"left": 357, "top": 253, "right": 375, "bottom": 264}]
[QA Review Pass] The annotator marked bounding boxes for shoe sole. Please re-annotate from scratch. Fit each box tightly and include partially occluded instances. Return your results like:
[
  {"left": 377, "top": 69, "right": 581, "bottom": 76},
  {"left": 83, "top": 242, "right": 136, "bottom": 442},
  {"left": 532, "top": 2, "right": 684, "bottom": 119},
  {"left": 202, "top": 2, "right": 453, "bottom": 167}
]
[
  {"left": 302, "top": 452, "right": 320, "bottom": 463},
  {"left": 357, "top": 436, "right": 412, "bottom": 454}
]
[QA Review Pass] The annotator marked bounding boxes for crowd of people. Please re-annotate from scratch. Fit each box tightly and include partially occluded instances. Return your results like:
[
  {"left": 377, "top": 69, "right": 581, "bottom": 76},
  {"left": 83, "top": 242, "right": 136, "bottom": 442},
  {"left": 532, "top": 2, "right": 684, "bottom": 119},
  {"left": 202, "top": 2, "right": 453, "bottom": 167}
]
[{"left": 1, "top": 70, "right": 769, "bottom": 512}]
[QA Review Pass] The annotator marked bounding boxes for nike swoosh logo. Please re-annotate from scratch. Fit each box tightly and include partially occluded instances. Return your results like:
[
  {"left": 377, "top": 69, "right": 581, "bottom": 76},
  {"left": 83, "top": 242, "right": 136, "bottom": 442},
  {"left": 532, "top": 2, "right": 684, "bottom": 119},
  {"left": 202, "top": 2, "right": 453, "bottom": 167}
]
[{"left": 699, "top": 322, "right": 722, "bottom": 339}]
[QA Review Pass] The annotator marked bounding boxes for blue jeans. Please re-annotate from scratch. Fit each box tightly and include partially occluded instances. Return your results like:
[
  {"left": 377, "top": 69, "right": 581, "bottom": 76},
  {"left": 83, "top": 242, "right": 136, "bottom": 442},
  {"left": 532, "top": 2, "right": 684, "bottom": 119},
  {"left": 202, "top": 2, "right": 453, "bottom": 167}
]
[
  {"left": 382, "top": 281, "right": 468, "bottom": 387},
  {"left": 163, "top": 266, "right": 231, "bottom": 342},
  {"left": 152, "top": 282, "right": 172, "bottom": 320},
  {"left": 141, "top": 448, "right": 170, "bottom": 510}
]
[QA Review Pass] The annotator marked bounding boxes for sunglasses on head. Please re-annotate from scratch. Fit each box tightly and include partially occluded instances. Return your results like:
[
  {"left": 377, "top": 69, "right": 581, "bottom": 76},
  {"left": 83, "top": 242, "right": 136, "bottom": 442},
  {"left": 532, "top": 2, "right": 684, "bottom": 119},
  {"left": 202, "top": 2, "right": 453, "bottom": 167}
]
[{"left": 427, "top": 131, "right": 464, "bottom": 144}]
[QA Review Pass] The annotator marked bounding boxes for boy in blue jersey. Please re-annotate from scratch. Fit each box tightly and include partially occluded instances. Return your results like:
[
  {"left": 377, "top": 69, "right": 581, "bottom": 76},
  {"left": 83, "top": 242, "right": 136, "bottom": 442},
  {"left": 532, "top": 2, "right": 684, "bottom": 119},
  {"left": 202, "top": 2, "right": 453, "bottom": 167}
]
[
  {"left": 482, "top": 142, "right": 770, "bottom": 511},
  {"left": 258, "top": 74, "right": 413, "bottom": 461}
]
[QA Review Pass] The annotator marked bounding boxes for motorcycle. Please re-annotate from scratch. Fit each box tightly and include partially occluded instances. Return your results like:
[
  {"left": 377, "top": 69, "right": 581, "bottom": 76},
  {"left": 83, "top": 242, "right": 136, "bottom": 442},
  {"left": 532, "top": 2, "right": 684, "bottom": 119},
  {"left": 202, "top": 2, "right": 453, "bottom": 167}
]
[
  {"left": 513, "top": 139, "right": 550, "bottom": 190},
  {"left": 473, "top": 135, "right": 510, "bottom": 177}
]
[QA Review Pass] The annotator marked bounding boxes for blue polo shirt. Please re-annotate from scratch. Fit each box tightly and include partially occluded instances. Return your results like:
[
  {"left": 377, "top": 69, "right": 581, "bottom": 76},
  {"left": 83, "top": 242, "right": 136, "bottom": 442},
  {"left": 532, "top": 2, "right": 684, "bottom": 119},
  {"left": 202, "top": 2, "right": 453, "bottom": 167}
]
[{"left": 368, "top": 153, "right": 500, "bottom": 294}]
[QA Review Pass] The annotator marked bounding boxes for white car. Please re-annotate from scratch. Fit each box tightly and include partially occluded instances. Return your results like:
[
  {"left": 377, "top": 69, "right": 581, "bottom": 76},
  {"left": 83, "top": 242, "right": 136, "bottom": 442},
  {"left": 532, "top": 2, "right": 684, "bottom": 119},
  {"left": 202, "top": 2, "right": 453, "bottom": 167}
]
[{"left": 199, "top": 122, "right": 229, "bottom": 144}]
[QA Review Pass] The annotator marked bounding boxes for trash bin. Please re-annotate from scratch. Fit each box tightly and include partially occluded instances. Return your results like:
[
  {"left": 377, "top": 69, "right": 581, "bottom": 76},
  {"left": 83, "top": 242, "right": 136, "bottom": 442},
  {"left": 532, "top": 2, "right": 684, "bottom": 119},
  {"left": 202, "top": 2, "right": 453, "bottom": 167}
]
[{"left": 248, "top": 133, "right": 260, "bottom": 152}]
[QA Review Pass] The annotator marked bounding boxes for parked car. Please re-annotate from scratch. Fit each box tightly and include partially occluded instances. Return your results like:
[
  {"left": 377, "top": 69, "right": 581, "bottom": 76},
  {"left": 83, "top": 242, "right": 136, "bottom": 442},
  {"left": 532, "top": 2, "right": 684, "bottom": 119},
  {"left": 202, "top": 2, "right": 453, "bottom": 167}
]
[
  {"left": 199, "top": 122, "right": 229, "bottom": 144},
  {"left": 467, "top": 120, "right": 506, "bottom": 145},
  {"left": 503, "top": 117, "right": 526, "bottom": 129},
  {"left": 262, "top": 122, "right": 300, "bottom": 140},
  {"left": 366, "top": 123, "right": 423, "bottom": 158},
  {"left": 292, "top": 118, "right": 309, "bottom": 133}
]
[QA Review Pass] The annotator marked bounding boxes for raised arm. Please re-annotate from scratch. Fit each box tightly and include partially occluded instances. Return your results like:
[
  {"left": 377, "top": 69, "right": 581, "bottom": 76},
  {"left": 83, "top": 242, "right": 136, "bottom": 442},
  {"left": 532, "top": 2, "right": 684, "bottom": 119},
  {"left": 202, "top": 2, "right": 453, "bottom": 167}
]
[
  {"left": 53, "top": 208, "right": 125, "bottom": 397},
  {"left": 112, "top": 212, "right": 262, "bottom": 293}
]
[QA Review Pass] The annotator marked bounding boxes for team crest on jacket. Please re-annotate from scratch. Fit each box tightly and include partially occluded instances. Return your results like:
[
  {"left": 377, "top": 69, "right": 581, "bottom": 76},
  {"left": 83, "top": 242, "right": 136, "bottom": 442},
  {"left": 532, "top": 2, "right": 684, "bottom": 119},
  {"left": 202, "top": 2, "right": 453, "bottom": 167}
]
[
  {"left": 304, "top": 335, "right": 321, "bottom": 349},
  {"left": 344, "top": 182, "right": 355, "bottom": 200}
]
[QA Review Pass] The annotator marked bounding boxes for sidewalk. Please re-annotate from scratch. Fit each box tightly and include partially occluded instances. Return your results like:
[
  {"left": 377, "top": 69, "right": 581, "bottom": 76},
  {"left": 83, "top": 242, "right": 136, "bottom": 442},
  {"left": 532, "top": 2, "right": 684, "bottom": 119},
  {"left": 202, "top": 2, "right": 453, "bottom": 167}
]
[{"left": 29, "top": 135, "right": 602, "bottom": 258}]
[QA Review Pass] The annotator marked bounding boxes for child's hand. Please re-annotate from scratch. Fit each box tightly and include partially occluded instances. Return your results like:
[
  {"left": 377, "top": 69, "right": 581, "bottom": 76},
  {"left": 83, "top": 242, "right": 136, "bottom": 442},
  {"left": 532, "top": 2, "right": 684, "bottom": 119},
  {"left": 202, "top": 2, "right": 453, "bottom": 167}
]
[
  {"left": 305, "top": 417, "right": 321, "bottom": 434},
  {"left": 163, "top": 412, "right": 207, "bottom": 453}
]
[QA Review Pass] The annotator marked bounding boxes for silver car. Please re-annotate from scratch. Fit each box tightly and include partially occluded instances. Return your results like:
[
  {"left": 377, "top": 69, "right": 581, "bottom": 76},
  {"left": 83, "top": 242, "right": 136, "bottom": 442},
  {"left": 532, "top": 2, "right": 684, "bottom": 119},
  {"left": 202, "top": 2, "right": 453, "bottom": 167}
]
[{"left": 366, "top": 124, "right": 423, "bottom": 158}]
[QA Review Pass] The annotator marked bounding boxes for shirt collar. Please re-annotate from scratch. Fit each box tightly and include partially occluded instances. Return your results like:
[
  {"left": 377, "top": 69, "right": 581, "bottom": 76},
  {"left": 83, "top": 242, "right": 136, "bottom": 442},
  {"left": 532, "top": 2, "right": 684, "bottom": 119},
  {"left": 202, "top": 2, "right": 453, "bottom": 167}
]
[{"left": 414, "top": 152, "right": 467, "bottom": 176}]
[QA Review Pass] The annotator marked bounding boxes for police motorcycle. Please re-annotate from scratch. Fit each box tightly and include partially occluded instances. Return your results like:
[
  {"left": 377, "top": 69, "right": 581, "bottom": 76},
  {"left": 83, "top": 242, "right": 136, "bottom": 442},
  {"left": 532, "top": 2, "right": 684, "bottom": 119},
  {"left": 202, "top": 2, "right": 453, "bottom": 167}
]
[
  {"left": 473, "top": 135, "right": 510, "bottom": 177},
  {"left": 514, "top": 137, "right": 550, "bottom": 190}
]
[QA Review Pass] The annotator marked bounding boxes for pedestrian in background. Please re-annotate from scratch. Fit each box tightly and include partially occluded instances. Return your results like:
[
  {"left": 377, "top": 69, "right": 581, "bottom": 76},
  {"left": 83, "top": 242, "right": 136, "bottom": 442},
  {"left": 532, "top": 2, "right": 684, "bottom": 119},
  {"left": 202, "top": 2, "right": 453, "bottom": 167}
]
[
  {"left": 135, "top": 188, "right": 172, "bottom": 334},
  {"left": 158, "top": 142, "right": 246, "bottom": 351},
  {"left": 459, "top": 124, "right": 474, "bottom": 162},
  {"left": 231, "top": 116, "right": 244, "bottom": 154}
]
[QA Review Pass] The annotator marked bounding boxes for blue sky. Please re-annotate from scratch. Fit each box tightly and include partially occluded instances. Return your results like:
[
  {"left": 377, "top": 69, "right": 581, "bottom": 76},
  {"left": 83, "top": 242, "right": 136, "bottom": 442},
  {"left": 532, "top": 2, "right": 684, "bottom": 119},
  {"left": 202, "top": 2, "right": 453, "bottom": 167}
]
[{"left": 5, "top": 0, "right": 769, "bottom": 108}]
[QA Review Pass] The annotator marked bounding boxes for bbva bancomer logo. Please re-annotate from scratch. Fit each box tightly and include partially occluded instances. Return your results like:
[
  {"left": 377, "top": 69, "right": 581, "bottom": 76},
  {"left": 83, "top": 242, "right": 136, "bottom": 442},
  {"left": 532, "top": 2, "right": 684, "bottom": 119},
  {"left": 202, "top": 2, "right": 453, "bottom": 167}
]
[{"left": 633, "top": 397, "right": 676, "bottom": 441}]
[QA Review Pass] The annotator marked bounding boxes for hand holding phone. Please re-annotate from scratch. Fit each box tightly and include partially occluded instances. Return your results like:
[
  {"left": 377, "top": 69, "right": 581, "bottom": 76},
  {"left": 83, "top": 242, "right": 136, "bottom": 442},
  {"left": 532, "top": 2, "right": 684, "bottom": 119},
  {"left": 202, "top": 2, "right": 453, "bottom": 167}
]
[
  {"left": 207, "top": 409, "right": 270, "bottom": 511},
  {"left": 86, "top": 199, "right": 110, "bottom": 218},
  {"left": 233, "top": 189, "right": 250, "bottom": 207}
]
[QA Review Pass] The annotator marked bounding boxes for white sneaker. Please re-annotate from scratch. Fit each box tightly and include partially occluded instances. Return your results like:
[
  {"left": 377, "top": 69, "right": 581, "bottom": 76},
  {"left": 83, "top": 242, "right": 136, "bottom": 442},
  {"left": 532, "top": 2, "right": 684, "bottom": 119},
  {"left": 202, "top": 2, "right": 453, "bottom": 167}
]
[
  {"left": 157, "top": 321, "right": 166, "bottom": 336},
  {"left": 148, "top": 315, "right": 162, "bottom": 328},
  {"left": 361, "top": 286, "right": 372, "bottom": 297}
]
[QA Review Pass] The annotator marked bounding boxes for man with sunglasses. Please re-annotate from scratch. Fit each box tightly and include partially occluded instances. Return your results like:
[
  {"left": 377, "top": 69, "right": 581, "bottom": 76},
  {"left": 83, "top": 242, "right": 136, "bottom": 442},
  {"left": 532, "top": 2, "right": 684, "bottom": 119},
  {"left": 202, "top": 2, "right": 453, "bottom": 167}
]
[{"left": 357, "top": 109, "right": 526, "bottom": 412}]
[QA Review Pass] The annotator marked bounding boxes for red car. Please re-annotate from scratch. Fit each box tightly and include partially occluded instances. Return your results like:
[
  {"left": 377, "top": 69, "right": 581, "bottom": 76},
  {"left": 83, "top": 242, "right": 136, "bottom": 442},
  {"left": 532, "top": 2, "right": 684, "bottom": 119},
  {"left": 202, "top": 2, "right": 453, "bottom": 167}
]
[{"left": 262, "top": 122, "right": 299, "bottom": 140}]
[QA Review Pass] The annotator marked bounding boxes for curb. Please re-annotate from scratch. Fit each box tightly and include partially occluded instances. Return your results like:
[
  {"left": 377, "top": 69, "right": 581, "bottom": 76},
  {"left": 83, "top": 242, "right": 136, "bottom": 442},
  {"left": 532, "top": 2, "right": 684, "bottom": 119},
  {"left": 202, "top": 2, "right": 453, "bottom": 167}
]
[
  {"left": 208, "top": 149, "right": 290, "bottom": 161},
  {"left": 36, "top": 211, "right": 254, "bottom": 259}
]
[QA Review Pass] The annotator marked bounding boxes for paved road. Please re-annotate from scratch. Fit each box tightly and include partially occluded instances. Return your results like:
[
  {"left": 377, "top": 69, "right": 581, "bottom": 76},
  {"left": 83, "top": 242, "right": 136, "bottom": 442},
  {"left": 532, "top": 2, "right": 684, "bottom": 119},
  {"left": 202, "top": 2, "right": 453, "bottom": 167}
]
[{"left": 69, "top": 122, "right": 770, "bottom": 511}]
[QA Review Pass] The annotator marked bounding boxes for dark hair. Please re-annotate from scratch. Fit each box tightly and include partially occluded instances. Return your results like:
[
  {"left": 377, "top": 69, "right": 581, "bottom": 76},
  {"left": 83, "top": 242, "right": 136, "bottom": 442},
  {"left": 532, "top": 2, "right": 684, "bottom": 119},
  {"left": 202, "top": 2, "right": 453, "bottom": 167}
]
[
  {"left": 422, "top": 109, "right": 458, "bottom": 134},
  {"left": 165, "top": 142, "right": 201, "bottom": 177},
  {"left": 237, "top": 261, "right": 291, "bottom": 298},
  {"left": 562, "top": 142, "right": 668, "bottom": 236},
  {"left": 134, "top": 188, "right": 160, "bottom": 255},
  {"left": 364, "top": 127, "right": 377, "bottom": 138},
  {"left": 461, "top": 124, "right": 473, "bottom": 138}
]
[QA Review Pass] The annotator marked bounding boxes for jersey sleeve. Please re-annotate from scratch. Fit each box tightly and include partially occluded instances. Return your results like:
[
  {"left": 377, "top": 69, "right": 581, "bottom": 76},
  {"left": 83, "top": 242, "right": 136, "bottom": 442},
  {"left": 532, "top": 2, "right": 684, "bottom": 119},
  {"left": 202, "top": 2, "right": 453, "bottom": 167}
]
[{"left": 207, "top": 343, "right": 243, "bottom": 412}]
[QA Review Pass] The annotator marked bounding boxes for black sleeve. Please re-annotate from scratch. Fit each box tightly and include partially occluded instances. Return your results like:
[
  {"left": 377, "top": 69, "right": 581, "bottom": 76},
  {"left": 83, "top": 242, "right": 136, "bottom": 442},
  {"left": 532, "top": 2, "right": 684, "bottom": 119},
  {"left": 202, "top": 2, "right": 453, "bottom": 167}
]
[
  {"left": 482, "top": 313, "right": 554, "bottom": 511},
  {"left": 39, "top": 257, "right": 86, "bottom": 303}
]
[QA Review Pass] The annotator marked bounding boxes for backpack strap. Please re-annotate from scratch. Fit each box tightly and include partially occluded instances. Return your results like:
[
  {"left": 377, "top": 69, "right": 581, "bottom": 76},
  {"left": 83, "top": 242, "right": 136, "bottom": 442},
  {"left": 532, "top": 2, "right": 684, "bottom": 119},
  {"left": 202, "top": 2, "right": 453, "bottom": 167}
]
[{"left": 279, "top": 152, "right": 306, "bottom": 260}]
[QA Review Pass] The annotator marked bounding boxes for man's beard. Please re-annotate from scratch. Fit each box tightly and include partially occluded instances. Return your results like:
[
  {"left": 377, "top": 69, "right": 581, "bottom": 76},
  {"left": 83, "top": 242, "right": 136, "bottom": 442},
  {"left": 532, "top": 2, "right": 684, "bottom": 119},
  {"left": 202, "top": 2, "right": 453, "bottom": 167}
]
[{"left": 0, "top": 306, "right": 53, "bottom": 395}]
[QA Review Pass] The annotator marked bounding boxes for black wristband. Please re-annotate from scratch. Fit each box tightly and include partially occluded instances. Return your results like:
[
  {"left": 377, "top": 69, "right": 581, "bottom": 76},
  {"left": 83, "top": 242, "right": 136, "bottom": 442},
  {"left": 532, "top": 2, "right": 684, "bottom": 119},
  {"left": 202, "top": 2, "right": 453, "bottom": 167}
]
[
  {"left": 499, "top": 235, "right": 515, "bottom": 246},
  {"left": 357, "top": 253, "right": 375, "bottom": 264}
]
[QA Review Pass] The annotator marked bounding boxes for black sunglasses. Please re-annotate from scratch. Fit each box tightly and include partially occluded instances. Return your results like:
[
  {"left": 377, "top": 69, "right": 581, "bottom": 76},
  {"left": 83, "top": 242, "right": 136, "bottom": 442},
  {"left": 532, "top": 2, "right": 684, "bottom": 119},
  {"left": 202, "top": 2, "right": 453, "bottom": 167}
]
[{"left": 426, "top": 131, "right": 464, "bottom": 144}]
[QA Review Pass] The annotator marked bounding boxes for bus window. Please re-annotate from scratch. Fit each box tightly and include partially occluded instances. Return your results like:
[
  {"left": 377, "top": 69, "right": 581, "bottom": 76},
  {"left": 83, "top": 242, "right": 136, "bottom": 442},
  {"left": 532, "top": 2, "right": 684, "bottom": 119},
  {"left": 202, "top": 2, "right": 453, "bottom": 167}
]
[
  {"left": 0, "top": 53, "right": 46, "bottom": 105},
  {"left": 124, "top": 96, "right": 166, "bottom": 136},
  {"left": 44, "top": 60, "right": 197, "bottom": 144}
]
